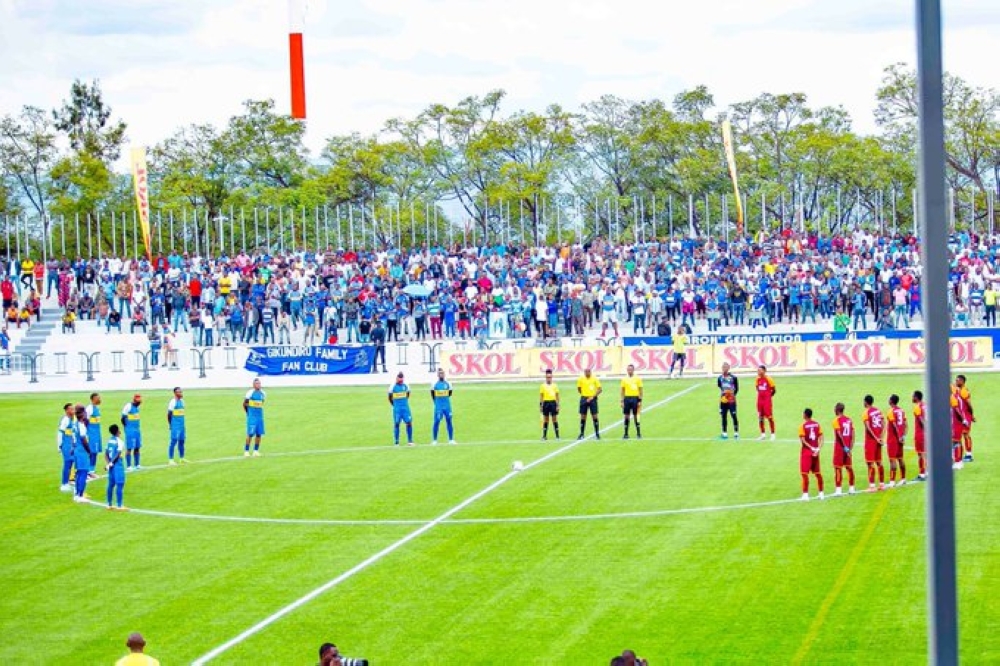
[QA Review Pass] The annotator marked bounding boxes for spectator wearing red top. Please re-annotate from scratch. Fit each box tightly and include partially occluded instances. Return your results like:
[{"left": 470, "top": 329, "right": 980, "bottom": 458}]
[
  {"left": 1, "top": 275, "right": 14, "bottom": 310},
  {"left": 189, "top": 275, "right": 202, "bottom": 308},
  {"left": 32, "top": 261, "right": 44, "bottom": 295}
]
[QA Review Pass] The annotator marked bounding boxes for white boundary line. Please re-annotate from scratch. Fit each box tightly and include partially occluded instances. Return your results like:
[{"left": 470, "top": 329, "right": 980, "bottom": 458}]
[
  {"left": 86, "top": 482, "right": 920, "bottom": 527},
  {"left": 190, "top": 383, "right": 703, "bottom": 664},
  {"left": 84, "top": 494, "right": 841, "bottom": 527},
  {"left": 98, "top": 505, "right": 426, "bottom": 526}
]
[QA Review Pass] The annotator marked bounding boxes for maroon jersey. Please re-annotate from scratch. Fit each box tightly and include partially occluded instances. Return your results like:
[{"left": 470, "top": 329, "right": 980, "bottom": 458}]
[
  {"left": 799, "top": 418, "right": 822, "bottom": 474},
  {"left": 756, "top": 376, "right": 775, "bottom": 407},
  {"left": 863, "top": 407, "right": 884, "bottom": 446},
  {"left": 950, "top": 393, "right": 967, "bottom": 441},
  {"left": 800, "top": 419, "right": 822, "bottom": 449},
  {"left": 832, "top": 414, "right": 854, "bottom": 467},
  {"left": 887, "top": 406, "right": 907, "bottom": 446},
  {"left": 913, "top": 401, "right": 926, "bottom": 453}
]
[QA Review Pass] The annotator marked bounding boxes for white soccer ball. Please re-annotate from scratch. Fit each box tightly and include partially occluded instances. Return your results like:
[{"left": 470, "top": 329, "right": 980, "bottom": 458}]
[{"left": 512, "top": 460, "right": 524, "bottom": 472}]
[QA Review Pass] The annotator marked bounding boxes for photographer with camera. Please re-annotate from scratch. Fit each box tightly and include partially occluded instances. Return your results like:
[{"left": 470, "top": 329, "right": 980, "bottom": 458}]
[
  {"left": 318, "top": 642, "right": 368, "bottom": 666},
  {"left": 610, "top": 649, "right": 648, "bottom": 666}
]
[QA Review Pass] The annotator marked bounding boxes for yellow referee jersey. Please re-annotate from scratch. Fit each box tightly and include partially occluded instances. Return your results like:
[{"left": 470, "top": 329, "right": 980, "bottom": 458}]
[
  {"left": 539, "top": 383, "right": 560, "bottom": 402},
  {"left": 577, "top": 375, "right": 601, "bottom": 398},
  {"left": 620, "top": 376, "right": 643, "bottom": 397}
]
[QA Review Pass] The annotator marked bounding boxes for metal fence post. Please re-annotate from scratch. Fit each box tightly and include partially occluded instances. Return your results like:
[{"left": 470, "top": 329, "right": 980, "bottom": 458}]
[{"left": 78, "top": 351, "right": 100, "bottom": 382}]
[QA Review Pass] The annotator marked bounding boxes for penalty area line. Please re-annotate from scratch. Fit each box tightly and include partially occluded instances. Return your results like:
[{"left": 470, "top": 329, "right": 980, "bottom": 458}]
[{"left": 190, "top": 383, "right": 702, "bottom": 664}]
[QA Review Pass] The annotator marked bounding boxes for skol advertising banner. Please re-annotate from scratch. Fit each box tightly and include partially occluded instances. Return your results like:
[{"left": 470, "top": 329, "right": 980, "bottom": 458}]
[
  {"left": 897, "top": 337, "right": 993, "bottom": 369},
  {"left": 439, "top": 337, "right": 993, "bottom": 380},
  {"left": 440, "top": 345, "right": 713, "bottom": 380},
  {"left": 803, "top": 339, "right": 900, "bottom": 371},
  {"left": 712, "top": 342, "right": 807, "bottom": 373}
]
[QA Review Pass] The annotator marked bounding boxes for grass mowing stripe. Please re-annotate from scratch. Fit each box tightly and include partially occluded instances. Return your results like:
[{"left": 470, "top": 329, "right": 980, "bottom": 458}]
[
  {"left": 191, "top": 383, "right": 703, "bottom": 664},
  {"left": 790, "top": 491, "right": 893, "bottom": 665}
]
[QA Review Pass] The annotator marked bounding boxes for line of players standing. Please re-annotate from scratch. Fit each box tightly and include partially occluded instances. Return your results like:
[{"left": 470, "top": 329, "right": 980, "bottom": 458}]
[
  {"left": 56, "top": 389, "right": 189, "bottom": 510},
  {"left": 709, "top": 365, "right": 976, "bottom": 500},
  {"left": 797, "top": 375, "right": 975, "bottom": 501}
]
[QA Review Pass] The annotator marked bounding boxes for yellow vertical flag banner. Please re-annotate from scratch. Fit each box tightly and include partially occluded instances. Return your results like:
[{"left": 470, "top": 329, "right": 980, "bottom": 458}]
[
  {"left": 721, "top": 121, "right": 744, "bottom": 235},
  {"left": 130, "top": 147, "right": 153, "bottom": 259}
]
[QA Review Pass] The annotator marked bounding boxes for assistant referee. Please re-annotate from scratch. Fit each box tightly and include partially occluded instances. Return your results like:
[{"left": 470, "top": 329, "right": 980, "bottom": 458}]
[
  {"left": 539, "top": 368, "right": 561, "bottom": 440},
  {"left": 577, "top": 368, "right": 602, "bottom": 440},
  {"left": 620, "top": 363, "right": 643, "bottom": 439}
]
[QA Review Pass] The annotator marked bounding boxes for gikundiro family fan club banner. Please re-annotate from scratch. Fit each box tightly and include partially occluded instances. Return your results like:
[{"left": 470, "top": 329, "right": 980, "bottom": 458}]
[
  {"left": 440, "top": 338, "right": 994, "bottom": 380},
  {"left": 245, "top": 344, "right": 374, "bottom": 375}
]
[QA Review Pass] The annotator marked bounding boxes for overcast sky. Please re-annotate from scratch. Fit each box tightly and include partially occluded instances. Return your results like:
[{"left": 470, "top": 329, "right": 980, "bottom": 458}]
[{"left": 1, "top": 0, "right": 997, "bottom": 157}]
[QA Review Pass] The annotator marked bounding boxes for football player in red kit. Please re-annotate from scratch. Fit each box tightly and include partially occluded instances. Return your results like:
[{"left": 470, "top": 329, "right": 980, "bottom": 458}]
[
  {"left": 912, "top": 390, "right": 927, "bottom": 481},
  {"left": 886, "top": 394, "right": 908, "bottom": 487},
  {"left": 799, "top": 408, "right": 824, "bottom": 501},
  {"left": 953, "top": 375, "right": 975, "bottom": 462},
  {"left": 755, "top": 365, "right": 776, "bottom": 441},
  {"left": 862, "top": 394, "right": 885, "bottom": 491},
  {"left": 950, "top": 388, "right": 970, "bottom": 470},
  {"left": 832, "top": 402, "right": 856, "bottom": 495}
]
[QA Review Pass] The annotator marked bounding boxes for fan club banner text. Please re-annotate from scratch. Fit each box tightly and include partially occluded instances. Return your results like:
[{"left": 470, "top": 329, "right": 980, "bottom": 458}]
[
  {"left": 440, "top": 338, "right": 993, "bottom": 380},
  {"left": 245, "top": 345, "right": 373, "bottom": 375}
]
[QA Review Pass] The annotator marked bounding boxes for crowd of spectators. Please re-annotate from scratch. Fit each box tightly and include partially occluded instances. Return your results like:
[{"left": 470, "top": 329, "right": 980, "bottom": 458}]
[{"left": 2, "top": 227, "right": 998, "bottom": 357}]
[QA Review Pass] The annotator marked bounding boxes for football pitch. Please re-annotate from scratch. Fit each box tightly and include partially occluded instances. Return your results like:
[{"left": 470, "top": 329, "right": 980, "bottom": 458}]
[{"left": 1, "top": 372, "right": 997, "bottom": 664}]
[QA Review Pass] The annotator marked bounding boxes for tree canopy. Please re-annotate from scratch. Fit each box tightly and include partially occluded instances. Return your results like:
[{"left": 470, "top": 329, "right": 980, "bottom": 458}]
[{"left": 2, "top": 65, "right": 998, "bottom": 256}]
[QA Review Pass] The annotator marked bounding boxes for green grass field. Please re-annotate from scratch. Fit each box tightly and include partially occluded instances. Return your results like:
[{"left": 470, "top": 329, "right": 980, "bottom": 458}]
[{"left": 1, "top": 372, "right": 997, "bottom": 665}]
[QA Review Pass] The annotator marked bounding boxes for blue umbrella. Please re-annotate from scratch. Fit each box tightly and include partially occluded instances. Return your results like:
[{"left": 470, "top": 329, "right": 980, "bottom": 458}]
[{"left": 403, "top": 284, "right": 432, "bottom": 298}]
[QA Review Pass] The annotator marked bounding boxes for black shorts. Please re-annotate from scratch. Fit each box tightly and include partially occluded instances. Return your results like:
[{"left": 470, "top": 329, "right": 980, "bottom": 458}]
[
  {"left": 541, "top": 400, "right": 559, "bottom": 417},
  {"left": 579, "top": 397, "right": 599, "bottom": 416},
  {"left": 720, "top": 402, "right": 737, "bottom": 417},
  {"left": 623, "top": 397, "right": 640, "bottom": 416}
]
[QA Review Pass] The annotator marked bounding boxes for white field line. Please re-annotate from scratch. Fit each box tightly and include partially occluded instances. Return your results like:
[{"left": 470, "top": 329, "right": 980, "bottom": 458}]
[
  {"left": 85, "top": 492, "right": 866, "bottom": 527},
  {"left": 190, "top": 383, "right": 703, "bottom": 664},
  {"left": 85, "top": 503, "right": 427, "bottom": 525}
]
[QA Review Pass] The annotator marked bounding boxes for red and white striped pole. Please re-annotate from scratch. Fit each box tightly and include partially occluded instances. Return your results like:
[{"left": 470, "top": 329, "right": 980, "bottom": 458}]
[{"left": 288, "top": 0, "right": 306, "bottom": 119}]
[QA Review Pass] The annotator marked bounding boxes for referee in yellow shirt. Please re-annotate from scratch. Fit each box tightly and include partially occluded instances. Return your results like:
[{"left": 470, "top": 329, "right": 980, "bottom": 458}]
[
  {"left": 620, "top": 363, "right": 643, "bottom": 439},
  {"left": 576, "top": 367, "right": 602, "bottom": 440},
  {"left": 539, "top": 368, "right": 561, "bottom": 440}
]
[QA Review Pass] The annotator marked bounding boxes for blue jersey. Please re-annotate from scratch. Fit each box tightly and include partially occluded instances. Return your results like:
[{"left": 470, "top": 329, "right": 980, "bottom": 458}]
[
  {"left": 431, "top": 380, "right": 452, "bottom": 413},
  {"left": 167, "top": 397, "right": 186, "bottom": 434},
  {"left": 58, "top": 415, "right": 75, "bottom": 455},
  {"left": 105, "top": 436, "right": 126, "bottom": 483},
  {"left": 85, "top": 403, "right": 103, "bottom": 452},
  {"left": 245, "top": 389, "right": 265, "bottom": 421},
  {"left": 389, "top": 383, "right": 411, "bottom": 411},
  {"left": 122, "top": 403, "right": 141, "bottom": 432},
  {"left": 72, "top": 421, "right": 91, "bottom": 472}
]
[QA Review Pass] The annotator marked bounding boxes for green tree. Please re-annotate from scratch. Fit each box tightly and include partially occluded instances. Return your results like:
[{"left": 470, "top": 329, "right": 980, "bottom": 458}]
[
  {"left": 389, "top": 91, "right": 507, "bottom": 243},
  {"left": 0, "top": 106, "right": 58, "bottom": 219},
  {"left": 317, "top": 133, "right": 443, "bottom": 247},
  {"left": 52, "top": 79, "right": 128, "bottom": 163},
  {"left": 49, "top": 79, "right": 129, "bottom": 254},
  {"left": 489, "top": 105, "right": 576, "bottom": 242},
  {"left": 151, "top": 123, "right": 235, "bottom": 219},
  {"left": 226, "top": 99, "right": 309, "bottom": 192},
  {"left": 876, "top": 63, "right": 1000, "bottom": 196},
  {"left": 569, "top": 95, "right": 647, "bottom": 239}
]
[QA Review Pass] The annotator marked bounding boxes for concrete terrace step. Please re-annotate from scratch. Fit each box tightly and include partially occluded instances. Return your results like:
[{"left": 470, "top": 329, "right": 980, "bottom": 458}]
[{"left": 11, "top": 321, "right": 57, "bottom": 355}]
